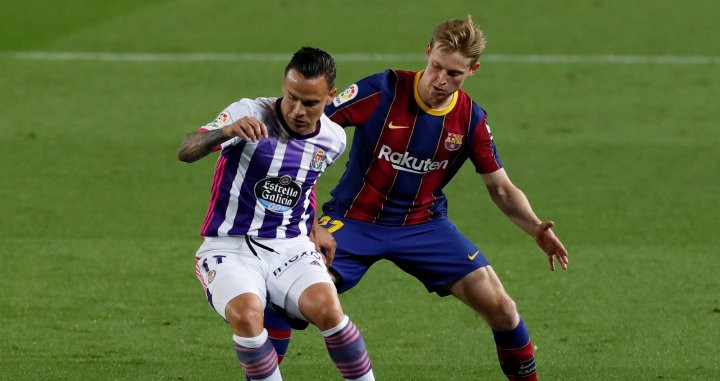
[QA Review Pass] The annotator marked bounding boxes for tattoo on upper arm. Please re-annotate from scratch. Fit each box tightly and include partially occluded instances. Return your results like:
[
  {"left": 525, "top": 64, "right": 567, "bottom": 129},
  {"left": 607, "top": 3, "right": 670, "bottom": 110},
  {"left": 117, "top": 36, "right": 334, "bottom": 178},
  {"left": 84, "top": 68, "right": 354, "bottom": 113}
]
[{"left": 177, "top": 128, "right": 228, "bottom": 162}]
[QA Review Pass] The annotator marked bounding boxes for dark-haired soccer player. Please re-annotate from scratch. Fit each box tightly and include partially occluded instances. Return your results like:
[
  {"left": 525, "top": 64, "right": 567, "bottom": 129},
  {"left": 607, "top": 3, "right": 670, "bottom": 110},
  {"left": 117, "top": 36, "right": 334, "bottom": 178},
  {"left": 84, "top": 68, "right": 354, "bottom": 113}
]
[
  {"left": 178, "top": 47, "right": 374, "bottom": 381},
  {"left": 269, "top": 17, "right": 569, "bottom": 380}
]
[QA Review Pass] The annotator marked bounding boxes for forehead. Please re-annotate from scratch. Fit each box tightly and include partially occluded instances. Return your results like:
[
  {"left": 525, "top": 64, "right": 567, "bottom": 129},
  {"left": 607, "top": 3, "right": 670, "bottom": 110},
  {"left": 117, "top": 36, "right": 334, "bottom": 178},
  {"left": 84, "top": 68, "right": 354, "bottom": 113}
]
[
  {"left": 428, "top": 45, "right": 475, "bottom": 71},
  {"left": 283, "top": 69, "right": 330, "bottom": 99}
]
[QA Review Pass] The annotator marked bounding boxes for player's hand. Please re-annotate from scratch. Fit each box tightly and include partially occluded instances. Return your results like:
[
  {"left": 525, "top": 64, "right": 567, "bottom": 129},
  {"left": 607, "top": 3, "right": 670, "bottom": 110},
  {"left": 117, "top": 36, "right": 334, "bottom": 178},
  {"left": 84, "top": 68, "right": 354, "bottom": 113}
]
[
  {"left": 223, "top": 116, "right": 268, "bottom": 142},
  {"left": 310, "top": 225, "right": 336, "bottom": 266},
  {"left": 533, "top": 221, "right": 569, "bottom": 271}
]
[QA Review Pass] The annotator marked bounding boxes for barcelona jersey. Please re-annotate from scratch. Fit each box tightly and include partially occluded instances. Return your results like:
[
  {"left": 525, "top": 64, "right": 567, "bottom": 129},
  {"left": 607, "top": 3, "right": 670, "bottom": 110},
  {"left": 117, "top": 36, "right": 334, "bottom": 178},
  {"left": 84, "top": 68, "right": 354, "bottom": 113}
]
[{"left": 323, "top": 70, "right": 502, "bottom": 226}]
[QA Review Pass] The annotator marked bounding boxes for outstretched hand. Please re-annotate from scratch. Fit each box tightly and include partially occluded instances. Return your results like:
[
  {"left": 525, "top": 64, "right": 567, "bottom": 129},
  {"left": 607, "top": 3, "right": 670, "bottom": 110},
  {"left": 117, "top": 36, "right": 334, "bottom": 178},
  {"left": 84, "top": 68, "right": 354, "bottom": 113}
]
[{"left": 533, "top": 221, "right": 569, "bottom": 271}]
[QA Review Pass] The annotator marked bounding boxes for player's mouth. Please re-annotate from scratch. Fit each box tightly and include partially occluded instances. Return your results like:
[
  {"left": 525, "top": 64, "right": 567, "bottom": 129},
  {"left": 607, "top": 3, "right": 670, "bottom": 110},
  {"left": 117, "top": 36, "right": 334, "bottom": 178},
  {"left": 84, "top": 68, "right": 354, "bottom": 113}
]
[
  {"left": 292, "top": 118, "right": 308, "bottom": 127},
  {"left": 431, "top": 85, "right": 448, "bottom": 95}
]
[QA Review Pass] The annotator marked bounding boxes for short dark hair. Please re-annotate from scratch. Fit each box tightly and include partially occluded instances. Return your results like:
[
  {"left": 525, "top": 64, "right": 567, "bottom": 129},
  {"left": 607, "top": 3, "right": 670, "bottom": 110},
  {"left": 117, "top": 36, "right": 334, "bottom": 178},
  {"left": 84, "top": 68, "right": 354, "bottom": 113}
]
[{"left": 284, "top": 47, "right": 336, "bottom": 89}]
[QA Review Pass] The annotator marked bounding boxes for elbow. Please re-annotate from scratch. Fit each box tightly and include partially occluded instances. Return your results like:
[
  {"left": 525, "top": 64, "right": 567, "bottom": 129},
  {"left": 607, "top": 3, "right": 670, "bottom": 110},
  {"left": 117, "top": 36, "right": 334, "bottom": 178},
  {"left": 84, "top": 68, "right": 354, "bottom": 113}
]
[
  {"left": 486, "top": 184, "right": 507, "bottom": 199},
  {"left": 177, "top": 148, "right": 196, "bottom": 163}
]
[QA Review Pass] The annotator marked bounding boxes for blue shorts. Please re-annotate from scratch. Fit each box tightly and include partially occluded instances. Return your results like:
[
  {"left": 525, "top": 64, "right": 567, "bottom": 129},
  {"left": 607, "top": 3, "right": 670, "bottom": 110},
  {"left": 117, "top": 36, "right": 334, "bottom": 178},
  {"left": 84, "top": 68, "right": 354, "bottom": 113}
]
[{"left": 319, "top": 214, "right": 490, "bottom": 296}]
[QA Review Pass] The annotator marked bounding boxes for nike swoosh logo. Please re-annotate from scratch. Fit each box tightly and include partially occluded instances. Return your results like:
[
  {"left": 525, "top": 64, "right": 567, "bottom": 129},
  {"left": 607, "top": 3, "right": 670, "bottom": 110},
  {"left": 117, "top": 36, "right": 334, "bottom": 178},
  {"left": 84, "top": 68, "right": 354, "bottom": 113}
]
[
  {"left": 388, "top": 122, "right": 410, "bottom": 129},
  {"left": 467, "top": 251, "right": 479, "bottom": 260}
]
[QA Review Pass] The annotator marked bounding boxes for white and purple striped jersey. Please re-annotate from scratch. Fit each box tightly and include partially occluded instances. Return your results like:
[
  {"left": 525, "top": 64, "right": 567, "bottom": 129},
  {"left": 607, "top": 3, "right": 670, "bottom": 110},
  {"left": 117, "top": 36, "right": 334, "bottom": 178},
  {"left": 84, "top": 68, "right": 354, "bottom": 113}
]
[{"left": 198, "top": 97, "right": 346, "bottom": 239}]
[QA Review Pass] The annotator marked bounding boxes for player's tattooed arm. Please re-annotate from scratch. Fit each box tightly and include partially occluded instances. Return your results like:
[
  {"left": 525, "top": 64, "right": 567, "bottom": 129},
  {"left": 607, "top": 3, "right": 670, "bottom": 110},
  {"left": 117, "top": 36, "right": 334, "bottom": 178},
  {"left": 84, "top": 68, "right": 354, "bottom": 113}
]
[
  {"left": 177, "top": 128, "right": 228, "bottom": 163},
  {"left": 178, "top": 117, "right": 268, "bottom": 163}
]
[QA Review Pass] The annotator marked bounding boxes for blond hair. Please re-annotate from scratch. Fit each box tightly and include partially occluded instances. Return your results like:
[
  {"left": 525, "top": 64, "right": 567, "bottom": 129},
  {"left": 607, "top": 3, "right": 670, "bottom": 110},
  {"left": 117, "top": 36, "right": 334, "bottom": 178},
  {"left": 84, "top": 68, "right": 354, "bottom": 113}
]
[{"left": 430, "top": 15, "right": 486, "bottom": 64}]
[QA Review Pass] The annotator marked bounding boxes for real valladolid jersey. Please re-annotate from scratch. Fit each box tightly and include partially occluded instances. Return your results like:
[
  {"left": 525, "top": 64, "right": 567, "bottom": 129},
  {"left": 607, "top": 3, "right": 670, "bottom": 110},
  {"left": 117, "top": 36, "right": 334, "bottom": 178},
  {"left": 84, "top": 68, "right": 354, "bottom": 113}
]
[
  {"left": 199, "top": 97, "right": 346, "bottom": 238},
  {"left": 323, "top": 70, "right": 502, "bottom": 226}
]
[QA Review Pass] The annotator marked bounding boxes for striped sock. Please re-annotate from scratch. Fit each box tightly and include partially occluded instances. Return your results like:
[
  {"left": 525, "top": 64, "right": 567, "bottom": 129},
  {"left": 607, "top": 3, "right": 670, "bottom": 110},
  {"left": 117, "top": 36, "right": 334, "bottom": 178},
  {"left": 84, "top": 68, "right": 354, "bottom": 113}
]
[
  {"left": 493, "top": 319, "right": 537, "bottom": 380},
  {"left": 264, "top": 305, "right": 292, "bottom": 364},
  {"left": 322, "top": 316, "right": 374, "bottom": 381},
  {"left": 245, "top": 307, "right": 292, "bottom": 381},
  {"left": 234, "top": 330, "right": 282, "bottom": 381}
]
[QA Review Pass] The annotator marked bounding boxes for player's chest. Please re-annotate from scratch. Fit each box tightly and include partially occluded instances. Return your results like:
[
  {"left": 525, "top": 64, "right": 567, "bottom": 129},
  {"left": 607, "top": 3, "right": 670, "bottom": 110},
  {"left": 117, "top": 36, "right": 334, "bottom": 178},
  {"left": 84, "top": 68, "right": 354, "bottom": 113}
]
[
  {"left": 240, "top": 137, "right": 331, "bottom": 175},
  {"left": 364, "top": 112, "right": 468, "bottom": 161}
]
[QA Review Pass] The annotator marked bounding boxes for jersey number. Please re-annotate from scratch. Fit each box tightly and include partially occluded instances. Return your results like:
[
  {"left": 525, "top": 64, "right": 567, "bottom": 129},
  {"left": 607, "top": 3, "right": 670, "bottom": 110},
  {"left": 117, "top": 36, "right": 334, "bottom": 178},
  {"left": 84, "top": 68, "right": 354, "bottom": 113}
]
[{"left": 318, "top": 216, "right": 344, "bottom": 233}]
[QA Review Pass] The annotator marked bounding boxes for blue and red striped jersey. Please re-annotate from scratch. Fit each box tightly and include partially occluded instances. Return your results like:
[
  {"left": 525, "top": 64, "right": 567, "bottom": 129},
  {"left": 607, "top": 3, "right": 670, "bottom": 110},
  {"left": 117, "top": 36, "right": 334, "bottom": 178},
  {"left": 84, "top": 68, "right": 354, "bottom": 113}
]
[{"left": 322, "top": 70, "right": 502, "bottom": 226}]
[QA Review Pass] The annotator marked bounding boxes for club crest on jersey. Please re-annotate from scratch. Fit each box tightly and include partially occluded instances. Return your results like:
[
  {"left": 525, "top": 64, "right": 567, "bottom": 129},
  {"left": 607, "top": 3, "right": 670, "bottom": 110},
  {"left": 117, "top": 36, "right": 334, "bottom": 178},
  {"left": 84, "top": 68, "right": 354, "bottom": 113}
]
[
  {"left": 207, "top": 270, "right": 216, "bottom": 283},
  {"left": 444, "top": 132, "right": 464, "bottom": 151},
  {"left": 310, "top": 148, "right": 325, "bottom": 170},
  {"left": 333, "top": 84, "right": 358, "bottom": 106},
  {"left": 254, "top": 175, "right": 302, "bottom": 213}
]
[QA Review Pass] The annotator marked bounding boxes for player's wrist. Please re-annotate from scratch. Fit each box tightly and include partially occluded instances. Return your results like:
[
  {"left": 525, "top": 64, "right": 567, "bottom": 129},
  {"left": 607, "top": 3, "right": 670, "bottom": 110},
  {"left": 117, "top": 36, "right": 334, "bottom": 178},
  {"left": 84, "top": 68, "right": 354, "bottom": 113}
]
[{"left": 221, "top": 125, "right": 233, "bottom": 139}]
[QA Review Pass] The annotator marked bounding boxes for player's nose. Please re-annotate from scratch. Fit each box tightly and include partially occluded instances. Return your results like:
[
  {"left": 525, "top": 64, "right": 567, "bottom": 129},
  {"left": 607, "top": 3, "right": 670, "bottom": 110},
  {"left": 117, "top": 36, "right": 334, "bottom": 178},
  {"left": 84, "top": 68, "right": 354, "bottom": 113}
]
[
  {"left": 291, "top": 102, "right": 304, "bottom": 115},
  {"left": 437, "top": 71, "right": 447, "bottom": 84}
]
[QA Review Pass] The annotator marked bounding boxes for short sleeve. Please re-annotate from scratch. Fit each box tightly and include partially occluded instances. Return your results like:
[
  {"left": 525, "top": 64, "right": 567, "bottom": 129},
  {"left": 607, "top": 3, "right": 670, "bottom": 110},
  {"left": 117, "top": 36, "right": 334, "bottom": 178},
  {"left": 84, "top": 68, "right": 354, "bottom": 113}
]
[
  {"left": 324, "top": 71, "right": 388, "bottom": 127},
  {"left": 468, "top": 113, "right": 503, "bottom": 174},
  {"left": 199, "top": 99, "right": 255, "bottom": 148}
]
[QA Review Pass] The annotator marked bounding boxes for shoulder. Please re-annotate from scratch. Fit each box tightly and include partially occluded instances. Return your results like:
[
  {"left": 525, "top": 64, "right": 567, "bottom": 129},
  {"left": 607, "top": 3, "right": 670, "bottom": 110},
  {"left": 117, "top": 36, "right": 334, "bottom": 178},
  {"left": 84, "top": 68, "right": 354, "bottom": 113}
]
[
  {"left": 331, "top": 70, "right": 398, "bottom": 107},
  {"left": 225, "top": 97, "right": 276, "bottom": 118},
  {"left": 455, "top": 90, "right": 488, "bottom": 127},
  {"left": 320, "top": 115, "right": 347, "bottom": 145}
]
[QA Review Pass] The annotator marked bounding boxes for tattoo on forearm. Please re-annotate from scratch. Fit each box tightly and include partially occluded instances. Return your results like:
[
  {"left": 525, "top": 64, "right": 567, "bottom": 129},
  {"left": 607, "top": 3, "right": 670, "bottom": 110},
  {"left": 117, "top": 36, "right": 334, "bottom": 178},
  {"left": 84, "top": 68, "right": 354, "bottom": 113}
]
[{"left": 177, "top": 129, "right": 228, "bottom": 162}]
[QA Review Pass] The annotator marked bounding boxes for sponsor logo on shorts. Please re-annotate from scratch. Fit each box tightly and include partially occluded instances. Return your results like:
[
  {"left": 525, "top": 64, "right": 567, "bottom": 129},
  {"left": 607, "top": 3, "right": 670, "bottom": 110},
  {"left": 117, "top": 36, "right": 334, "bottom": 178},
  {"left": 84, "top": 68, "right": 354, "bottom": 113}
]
[
  {"left": 254, "top": 175, "right": 302, "bottom": 213},
  {"left": 467, "top": 251, "right": 479, "bottom": 260},
  {"left": 272, "top": 251, "right": 324, "bottom": 277},
  {"left": 333, "top": 84, "right": 358, "bottom": 106}
]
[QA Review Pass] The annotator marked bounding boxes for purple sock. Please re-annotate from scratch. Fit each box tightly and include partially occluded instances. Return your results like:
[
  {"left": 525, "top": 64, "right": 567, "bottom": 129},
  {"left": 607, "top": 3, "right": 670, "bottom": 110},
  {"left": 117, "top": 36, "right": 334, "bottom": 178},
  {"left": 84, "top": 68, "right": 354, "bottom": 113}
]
[
  {"left": 323, "top": 316, "right": 373, "bottom": 380},
  {"left": 234, "top": 333, "right": 279, "bottom": 380}
]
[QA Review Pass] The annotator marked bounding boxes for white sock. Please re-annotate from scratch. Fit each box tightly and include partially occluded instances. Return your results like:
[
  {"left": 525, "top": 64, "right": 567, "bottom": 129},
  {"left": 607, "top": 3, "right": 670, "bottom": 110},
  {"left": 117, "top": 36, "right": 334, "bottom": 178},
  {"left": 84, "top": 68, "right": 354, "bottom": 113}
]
[
  {"left": 321, "top": 315, "right": 350, "bottom": 337},
  {"left": 233, "top": 328, "right": 268, "bottom": 348}
]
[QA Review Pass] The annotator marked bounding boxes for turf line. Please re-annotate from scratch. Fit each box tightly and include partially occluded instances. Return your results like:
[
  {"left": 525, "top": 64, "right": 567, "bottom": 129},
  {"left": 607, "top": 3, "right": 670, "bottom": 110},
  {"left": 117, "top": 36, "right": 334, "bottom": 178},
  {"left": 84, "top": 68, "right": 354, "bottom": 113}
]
[{"left": 1, "top": 51, "right": 719, "bottom": 65}]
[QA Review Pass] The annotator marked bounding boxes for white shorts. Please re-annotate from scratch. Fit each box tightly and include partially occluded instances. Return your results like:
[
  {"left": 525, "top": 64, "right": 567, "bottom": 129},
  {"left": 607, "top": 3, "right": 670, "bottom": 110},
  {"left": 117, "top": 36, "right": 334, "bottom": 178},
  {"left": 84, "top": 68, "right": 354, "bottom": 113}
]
[{"left": 194, "top": 235, "right": 334, "bottom": 321}]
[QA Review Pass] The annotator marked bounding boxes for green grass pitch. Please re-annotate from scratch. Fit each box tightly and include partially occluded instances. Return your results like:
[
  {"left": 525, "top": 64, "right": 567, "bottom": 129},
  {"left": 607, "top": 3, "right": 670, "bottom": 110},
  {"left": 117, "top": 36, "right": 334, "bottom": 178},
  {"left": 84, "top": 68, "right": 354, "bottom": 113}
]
[{"left": 1, "top": 1, "right": 718, "bottom": 379}]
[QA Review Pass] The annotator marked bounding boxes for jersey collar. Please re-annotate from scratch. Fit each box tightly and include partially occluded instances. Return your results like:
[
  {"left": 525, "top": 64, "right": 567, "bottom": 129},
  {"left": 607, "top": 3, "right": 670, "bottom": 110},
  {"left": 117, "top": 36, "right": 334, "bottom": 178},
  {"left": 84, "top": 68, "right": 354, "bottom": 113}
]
[{"left": 413, "top": 70, "right": 458, "bottom": 116}]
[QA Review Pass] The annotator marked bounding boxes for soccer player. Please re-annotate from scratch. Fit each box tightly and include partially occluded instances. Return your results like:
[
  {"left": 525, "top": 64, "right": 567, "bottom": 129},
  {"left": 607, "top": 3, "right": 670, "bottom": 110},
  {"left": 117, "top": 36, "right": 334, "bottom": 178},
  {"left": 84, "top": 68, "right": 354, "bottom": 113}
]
[
  {"left": 270, "top": 17, "right": 569, "bottom": 380},
  {"left": 177, "top": 47, "right": 374, "bottom": 381}
]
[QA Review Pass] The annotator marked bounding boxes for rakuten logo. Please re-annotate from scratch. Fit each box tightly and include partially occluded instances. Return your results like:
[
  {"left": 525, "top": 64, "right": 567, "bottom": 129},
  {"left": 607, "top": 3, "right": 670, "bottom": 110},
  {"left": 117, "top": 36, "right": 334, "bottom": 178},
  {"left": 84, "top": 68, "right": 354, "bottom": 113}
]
[{"left": 377, "top": 144, "right": 448, "bottom": 174}]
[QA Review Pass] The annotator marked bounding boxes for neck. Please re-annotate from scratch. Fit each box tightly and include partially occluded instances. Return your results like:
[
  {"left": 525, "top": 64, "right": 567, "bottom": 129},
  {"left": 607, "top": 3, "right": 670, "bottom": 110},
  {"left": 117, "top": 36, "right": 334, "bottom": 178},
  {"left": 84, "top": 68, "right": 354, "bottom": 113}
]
[
  {"left": 417, "top": 75, "right": 453, "bottom": 110},
  {"left": 285, "top": 121, "right": 317, "bottom": 135}
]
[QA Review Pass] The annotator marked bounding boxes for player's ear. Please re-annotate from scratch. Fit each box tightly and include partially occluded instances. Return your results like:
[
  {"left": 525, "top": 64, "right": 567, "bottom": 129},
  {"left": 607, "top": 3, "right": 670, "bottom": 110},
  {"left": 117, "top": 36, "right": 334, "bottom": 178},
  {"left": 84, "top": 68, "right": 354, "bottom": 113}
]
[
  {"left": 468, "top": 62, "right": 480, "bottom": 76},
  {"left": 326, "top": 88, "right": 338, "bottom": 105},
  {"left": 425, "top": 43, "right": 432, "bottom": 59}
]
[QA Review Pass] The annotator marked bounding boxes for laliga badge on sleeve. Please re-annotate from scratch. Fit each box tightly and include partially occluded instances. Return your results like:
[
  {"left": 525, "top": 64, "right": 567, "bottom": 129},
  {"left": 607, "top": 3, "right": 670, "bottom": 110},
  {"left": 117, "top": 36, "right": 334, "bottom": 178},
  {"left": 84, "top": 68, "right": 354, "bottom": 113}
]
[
  {"left": 333, "top": 84, "right": 358, "bottom": 107},
  {"left": 207, "top": 111, "right": 231, "bottom": 128}
]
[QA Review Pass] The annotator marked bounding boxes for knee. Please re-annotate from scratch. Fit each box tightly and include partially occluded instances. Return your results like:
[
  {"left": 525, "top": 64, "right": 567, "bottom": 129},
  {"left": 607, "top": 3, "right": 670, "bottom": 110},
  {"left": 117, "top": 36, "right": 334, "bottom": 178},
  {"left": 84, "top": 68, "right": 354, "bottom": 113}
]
[
  {"left": 488, "top": 296, "right": 519, "bottom": 331},
  {"left": 225, "top": 294, "right": 264, "bottom": 336},
  {"left": 299, "top": 284, "right": 344, "bottom": 331}
]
